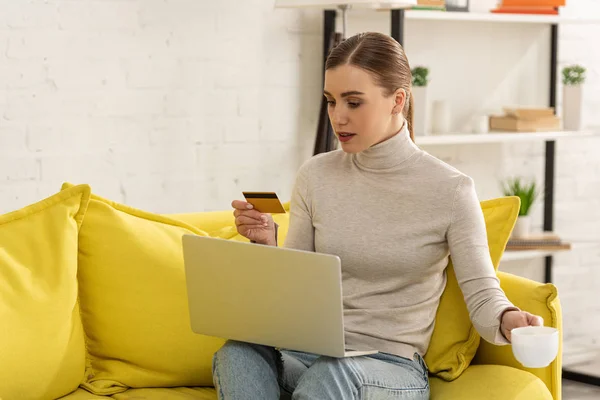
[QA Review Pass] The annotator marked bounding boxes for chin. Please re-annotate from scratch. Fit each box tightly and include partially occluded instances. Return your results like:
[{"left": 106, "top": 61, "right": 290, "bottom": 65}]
[{"left": 339, "top": 142, "right": 365, "bottom": 154}]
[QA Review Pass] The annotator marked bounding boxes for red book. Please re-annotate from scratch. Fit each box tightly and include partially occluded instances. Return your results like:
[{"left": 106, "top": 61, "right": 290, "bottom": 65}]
[
  {"left": 492, "top": 7, "right": 559, "bottom": 14},
  {"left": 500, "top": 0, "right": 565, "bottom": 6}
]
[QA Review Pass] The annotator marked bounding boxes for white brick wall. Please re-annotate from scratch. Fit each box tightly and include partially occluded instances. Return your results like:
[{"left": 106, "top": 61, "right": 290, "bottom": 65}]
[
  {"left": 0, "top": 0, "right": 322, "bottom": 214},
  {"left": 1, "top": 0, "right": 599, "bottom": 361}
]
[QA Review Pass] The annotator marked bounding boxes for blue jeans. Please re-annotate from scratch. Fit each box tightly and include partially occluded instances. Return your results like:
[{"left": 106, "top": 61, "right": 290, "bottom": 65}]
[{"left": 212, "top": 340, "right": 430, "bottom": 399}]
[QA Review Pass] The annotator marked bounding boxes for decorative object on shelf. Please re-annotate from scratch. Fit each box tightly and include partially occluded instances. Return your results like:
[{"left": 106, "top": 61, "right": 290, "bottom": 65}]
[
  {"left": 491, "top": 0, "right": 565, "bottom": 15},
  {"left": 501, "top": 176, "right": 539, "bottom": 238},
  {"left": 431, "top": 100, "right": 451, "bottom": 134},
  {"left": 445, "top": 0, "right": 468, "bottom": 12},
  {"left": 506, "top": 231, "right": 571, "bottom": 251},
  {"left": 413, "top": 0, "right": 445, "bottom": 10},
  {"left": 562, "top": 64, "right": 586, "bottom": 131},
  {"left": 489, "top": 106, "right": 560, "bottom": 132},
  {"left": 411, "top": 66, "right": 430, "bottom": 136},
  {"left": 471, "top": 114, "right": 489, "bottom": 134},
  {"left": 275, "top": 0, "right": 418, "bottom": 156}
]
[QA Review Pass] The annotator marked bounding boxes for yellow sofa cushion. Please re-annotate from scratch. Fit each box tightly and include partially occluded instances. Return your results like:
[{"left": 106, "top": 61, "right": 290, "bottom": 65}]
[
  {"left": 0, "top": 185, "right": 91, "bottom": 400},
  {"left": 111, "top": 387, "right": 216, "bottom": 399},
  {"left": 430, "top": 364, "right": 552, "bottom": 400},
  {"left": 58, "top": 387, "right": 217, "bottom": 400},
  {"left": 473, "top": 271, "right": 562, "bottom": 399},
  {"left": 170, "top": 202, "right": 291, "bottom": 244},
  {"left": 61, "top": 183, "right": 226, "bottom": 396},
  {"left": 424, "top": 196, "right": 520, "bottom": 380},
  {"left": 57, "top": 388, "right": 109, "bottom": 400}
]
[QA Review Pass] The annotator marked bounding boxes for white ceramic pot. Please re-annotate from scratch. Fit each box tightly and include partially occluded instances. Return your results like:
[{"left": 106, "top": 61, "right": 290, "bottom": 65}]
[
  {"left": 431, "top": 100, "right": 451, "bottom": 134},
  {"left": 512, "top": 216, "right": 531, "bottom": 238},
  {"left": 563, "top": 84, "right": 583, "bottom": 131},
  {"left": 411, "top": 86, "right": 429, "bottom": 136}
]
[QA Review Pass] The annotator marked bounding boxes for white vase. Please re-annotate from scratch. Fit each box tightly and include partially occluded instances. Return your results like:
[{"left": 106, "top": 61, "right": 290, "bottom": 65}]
[
  {"left": 512, "top": 216, "right": 532, "bottom": 238},
  {"left": 411, "top": 86, "right": 429, "bottom": 136},
  {"left": 563, "top": 84, "right": 583, "bottom": 131},
  {"left": 431, "top": 100, "right": 451, "bottom": 134}
]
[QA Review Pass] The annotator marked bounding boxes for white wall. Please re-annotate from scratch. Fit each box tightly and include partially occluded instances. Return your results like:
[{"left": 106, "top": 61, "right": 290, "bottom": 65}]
[
  {"left": 1, "top": 0, "right": 599, "bottom": 363},
  {"left": 0, "top": 0, "right": 322, "bottom": 213}
]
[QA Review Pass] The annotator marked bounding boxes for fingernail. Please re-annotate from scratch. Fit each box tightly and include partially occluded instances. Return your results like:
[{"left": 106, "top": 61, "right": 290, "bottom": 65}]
[
  {"left": 263, "top": 223, "right": 268, "bottom": 227},
  {"left": 246, "top": 204, "right": 253, "bottom": 209}
]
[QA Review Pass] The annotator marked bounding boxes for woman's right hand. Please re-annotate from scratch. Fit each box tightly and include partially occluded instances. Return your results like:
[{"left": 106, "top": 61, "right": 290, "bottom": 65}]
[{"left": 232, "top": 200, "right": 276, "bottom": 246}]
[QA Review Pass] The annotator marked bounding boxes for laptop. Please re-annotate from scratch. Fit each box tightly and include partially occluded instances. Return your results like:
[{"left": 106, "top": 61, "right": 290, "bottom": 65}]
[{"left": 182, "top": 234, "right": 378, "bottom": 358}]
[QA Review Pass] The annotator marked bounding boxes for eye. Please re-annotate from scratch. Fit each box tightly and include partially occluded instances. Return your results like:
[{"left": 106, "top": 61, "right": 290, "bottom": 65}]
[
  {"left": 326, "top": 100, "right": 335, "bottom": 106},
  {"left": 348, "top": 102, "right": 360, "bottom": 109}
]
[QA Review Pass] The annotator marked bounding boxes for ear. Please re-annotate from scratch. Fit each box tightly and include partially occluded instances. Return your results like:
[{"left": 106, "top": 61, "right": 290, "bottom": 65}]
[{"left": 391, "top": 88, "right": 407, "bottom": 116}]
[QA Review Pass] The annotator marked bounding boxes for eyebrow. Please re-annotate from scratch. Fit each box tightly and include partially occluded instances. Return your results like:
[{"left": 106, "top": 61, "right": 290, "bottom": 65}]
[{"left": 323, "top": 90, "right": 365, "bottom": 98}]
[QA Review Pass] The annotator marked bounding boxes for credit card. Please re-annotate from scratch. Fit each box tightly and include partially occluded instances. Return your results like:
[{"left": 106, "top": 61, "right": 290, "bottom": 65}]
[{"left": 242, "top": 191, "right": 286, "bottom": 214}]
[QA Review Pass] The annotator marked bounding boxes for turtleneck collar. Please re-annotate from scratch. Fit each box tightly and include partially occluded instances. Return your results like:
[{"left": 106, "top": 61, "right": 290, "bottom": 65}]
[{"left": 352, "top": 122, "right": 421, "bottom": 171}]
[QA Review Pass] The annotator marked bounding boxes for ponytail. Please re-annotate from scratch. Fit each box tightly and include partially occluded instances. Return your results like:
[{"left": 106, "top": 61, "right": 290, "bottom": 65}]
[{"left": 406, "top": 90, "right": 415, "bottom": 143}]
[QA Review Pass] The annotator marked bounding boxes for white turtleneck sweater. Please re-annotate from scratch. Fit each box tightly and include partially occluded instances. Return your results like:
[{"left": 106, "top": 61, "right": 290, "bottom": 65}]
[{"left": 283, "top": 125, "right": 515, "bottom": 359}]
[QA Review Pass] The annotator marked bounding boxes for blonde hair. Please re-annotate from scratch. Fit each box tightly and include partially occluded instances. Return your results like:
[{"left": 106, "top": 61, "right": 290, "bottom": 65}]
[{"left": 325, "top": 32, "right": 414, "bottom": 142}]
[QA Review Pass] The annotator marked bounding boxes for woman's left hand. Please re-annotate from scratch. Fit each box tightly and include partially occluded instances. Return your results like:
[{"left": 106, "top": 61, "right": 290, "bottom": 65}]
[{"left": 501, "top": 310, "right": 544, "bottom": 342}]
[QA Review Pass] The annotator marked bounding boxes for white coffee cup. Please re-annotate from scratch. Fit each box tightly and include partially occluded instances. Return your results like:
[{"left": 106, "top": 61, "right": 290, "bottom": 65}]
[{"left": 511, "top": 326, "right": 559, "bottom": 368}]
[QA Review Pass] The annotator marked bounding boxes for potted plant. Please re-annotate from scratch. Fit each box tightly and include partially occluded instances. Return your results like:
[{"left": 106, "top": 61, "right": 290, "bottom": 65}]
[
  {"left": 411, "top": 66, "right": 430, "bottom": 136},
  {"left": 562, "top": 64, "right": 586, "bottom": 131},
  {"left": 502, "top": 177, "right": 540, "bottom": 238}
]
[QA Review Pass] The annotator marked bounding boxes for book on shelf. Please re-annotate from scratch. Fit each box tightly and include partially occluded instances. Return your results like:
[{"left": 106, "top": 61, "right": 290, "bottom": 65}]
[
  {"left": 491, "top": 0, "right": 565, "bottom": 15},
  {"left": 503, "top": 107, "right": 555, "bottom": 120},
  {"left": 506, "top": 231, "right": 571, "bottom": 251},
  {"left": 500, "top": 0, "right": 565, "bottom": 6},
  {"left": 413, "top": 0, "right": 445, "bottom": 10},
  {"left": 492, "top": 7, "right": 558, "bottom": 15},
  {"left": 490, "top": 115, "right": 561, "bottom": 132}
]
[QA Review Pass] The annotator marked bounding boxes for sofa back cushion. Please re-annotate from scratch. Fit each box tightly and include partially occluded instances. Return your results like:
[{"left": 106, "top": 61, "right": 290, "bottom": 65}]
[
  {"left": 0, "top": 185, "right": 90, "bottom": 399},
  {"left": 61, "top": 183, "right": 225, "bottom": 396}
]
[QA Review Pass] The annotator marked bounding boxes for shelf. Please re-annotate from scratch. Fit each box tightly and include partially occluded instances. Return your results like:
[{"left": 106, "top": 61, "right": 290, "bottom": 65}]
[
  {"left": 416, "top": 130, "right": 599, "bottom": 146},
  {"left": 501, "top": 242, "right": 600, "bottom": 262},
  {"left": 405, "top": 10, "right": 600, "bottom": 25}
]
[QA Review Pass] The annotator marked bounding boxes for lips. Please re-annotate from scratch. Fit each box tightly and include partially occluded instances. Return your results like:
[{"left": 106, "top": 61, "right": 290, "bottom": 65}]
[{"left": 337, "top": 132, "right": 356, "bottom": 143}]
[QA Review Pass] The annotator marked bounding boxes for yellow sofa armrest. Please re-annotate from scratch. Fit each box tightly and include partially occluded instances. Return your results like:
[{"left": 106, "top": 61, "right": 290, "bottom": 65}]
[{"left": 472, "top": 271, "right": 563, "bottom": 400}]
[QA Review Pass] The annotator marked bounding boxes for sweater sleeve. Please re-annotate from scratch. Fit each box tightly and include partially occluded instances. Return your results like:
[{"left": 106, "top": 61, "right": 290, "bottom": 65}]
[
  {"left": 447, "top": 176, "right": 518, "bottom": 345},
  {"left": 283, "top": 163, "right": 315, "bottom": 252}
]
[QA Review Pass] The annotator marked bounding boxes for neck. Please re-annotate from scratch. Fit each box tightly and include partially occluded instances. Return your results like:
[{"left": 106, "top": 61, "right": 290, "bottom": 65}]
[{"left": 352, "top": 122, "right": 420, "bottom": 170}]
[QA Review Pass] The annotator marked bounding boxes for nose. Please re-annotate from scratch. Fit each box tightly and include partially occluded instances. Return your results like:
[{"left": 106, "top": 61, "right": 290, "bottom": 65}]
[{"left": 330, "top": 106, "right": 348, "bottom": 127}]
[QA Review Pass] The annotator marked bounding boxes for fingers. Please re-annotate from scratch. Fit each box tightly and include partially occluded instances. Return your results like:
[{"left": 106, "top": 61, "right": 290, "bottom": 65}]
[
  {"left": 231, "top": 200, "right": 254, "bottom": 211},
  {"left": 234, "top": 209, "right": 269, "bottom": 222},
  {"left": 235, "top": 215, "right": 269, "bottom": 228},
  {"left": 526, "top": 312, "right": 544, "bottom": 326}
]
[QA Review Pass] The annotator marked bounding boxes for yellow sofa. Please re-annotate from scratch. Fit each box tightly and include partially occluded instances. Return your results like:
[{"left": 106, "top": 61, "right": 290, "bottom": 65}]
[{"left": 1, "top": 188, "right": 561, "bottom": 400}]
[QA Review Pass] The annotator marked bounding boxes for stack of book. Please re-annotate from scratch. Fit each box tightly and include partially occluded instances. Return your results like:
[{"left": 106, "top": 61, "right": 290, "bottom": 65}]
[
  {"left": 413, "top": 0, "right": 446, "bottom": 10},
  {"left": 506, "top": 232, "right": 571, "bottom": 251},
  {"left": 492, "top": 0, "right": 566, "bottom": 15},
  {"left": 489, "top": 107, "right": 561, "bottom": 132}
]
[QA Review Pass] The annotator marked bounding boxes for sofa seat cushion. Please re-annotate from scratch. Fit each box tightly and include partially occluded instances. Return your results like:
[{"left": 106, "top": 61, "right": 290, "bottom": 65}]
[
  {"left": 430, "top": 365, "right": 552, "bottom": 400},
  {"left": 59, "top": 387, "right": 217, "bottom": 400}
]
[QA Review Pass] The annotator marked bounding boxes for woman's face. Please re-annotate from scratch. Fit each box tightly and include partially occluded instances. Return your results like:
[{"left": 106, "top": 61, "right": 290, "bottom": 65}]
[{"left": 324, "top": 64, "right": 405, "bottom": 154}]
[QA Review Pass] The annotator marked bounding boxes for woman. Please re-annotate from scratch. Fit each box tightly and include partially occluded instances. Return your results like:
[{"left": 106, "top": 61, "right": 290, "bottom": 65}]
[{"left": 213, "top": 32, "right": 543, "bottom": 400}]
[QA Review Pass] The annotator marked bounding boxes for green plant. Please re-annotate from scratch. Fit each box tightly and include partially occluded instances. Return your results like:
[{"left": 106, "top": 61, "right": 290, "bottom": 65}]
[
  {"left": 411, "top": 66, "right": 429, "bottom": 87},
  {"left": 562, "top": 65, "right": 586, "bottom": 86},
  {"left": 501, "top": 177, "right": 540, "bottom": 216}
]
